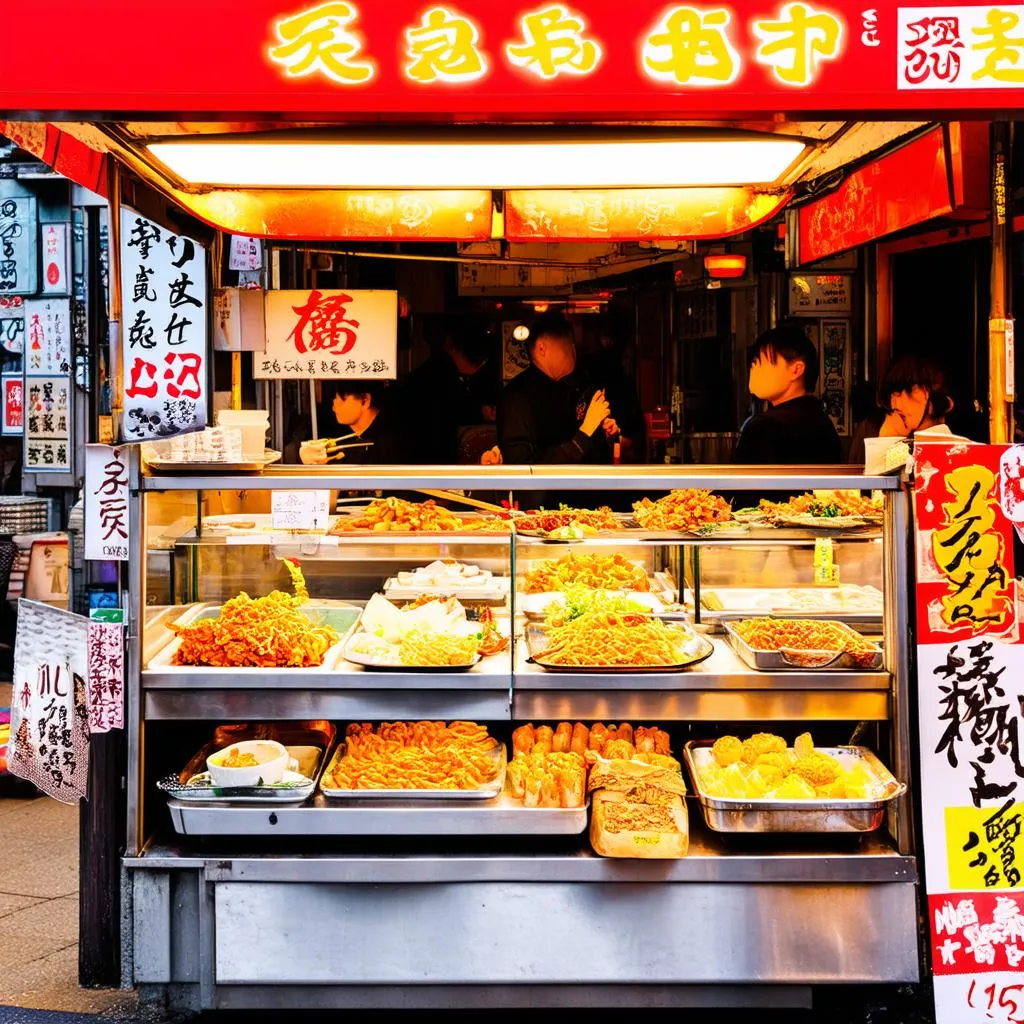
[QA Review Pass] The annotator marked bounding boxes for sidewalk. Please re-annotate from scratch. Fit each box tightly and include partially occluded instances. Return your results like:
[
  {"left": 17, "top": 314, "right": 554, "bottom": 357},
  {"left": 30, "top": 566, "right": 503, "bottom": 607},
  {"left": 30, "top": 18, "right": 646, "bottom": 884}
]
[{"left": 0, "top": 681, "right": 130, "bottom": 1017}]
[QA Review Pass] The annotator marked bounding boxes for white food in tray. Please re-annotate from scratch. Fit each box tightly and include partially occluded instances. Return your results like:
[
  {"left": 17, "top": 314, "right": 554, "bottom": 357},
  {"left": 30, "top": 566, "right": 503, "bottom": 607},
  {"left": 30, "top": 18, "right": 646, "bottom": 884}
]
[{"left": 394, "top": 559, "right": 493, "bottom": 589}]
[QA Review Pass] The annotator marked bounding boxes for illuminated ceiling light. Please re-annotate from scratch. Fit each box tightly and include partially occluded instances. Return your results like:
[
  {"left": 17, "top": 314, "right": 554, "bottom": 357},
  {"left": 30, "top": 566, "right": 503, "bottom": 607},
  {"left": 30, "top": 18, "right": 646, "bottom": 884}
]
[
  {"left": 704, "top": 253, "right": 748, "bottom": 279},
  {"left": 146, "top": 137, "right": 806, "bottom": 190}
]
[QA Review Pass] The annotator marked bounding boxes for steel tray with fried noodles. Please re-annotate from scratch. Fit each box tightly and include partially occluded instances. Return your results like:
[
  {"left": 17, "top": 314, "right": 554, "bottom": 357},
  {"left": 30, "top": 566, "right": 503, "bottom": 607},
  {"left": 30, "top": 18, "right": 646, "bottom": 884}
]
[
  {"left": 722, "top": 619, "right": 883, "bottom": 671},
  {"left": 524, "top": 622, "right": 714, "bottom": 673},
  {"left": 683, "top": 741, "right": 906, "bottom": 834},
  {"left": 320, "top": 741, "right": 507, "bottom": 800}
]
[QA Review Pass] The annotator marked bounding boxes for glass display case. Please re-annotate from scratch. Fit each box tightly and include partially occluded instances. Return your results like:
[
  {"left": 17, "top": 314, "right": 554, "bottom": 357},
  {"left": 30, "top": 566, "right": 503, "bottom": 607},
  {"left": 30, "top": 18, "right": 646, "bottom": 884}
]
[{"left": 124, "top": 461, "right": 918, "bottom": 1012}]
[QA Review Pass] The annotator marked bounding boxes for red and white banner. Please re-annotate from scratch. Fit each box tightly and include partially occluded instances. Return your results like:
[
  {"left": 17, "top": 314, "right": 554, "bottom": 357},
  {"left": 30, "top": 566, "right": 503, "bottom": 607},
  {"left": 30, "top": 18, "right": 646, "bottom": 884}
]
[
  {"left": 258, "top": 289, "right": 397, "bottom": 380},
  {"left": 2, "top": 374, "right": 23, "bottom": 435},
  {"left": 119, "top": 208, "right": 208, "bottom": 441},
  {"left": 915, "top": 442, "right": 1024, "bottom": 1024}
]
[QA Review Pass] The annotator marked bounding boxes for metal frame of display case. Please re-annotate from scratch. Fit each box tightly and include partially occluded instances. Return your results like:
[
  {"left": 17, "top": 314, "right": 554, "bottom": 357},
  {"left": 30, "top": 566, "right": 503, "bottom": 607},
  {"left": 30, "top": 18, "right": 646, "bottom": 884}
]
[{"left": 123, "top": 459, "right": 919, "bottom": 1011}]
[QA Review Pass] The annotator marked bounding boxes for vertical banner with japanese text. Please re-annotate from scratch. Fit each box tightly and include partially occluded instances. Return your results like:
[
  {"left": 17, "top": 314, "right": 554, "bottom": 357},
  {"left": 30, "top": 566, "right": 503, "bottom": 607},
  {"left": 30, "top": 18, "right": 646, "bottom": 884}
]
[
  {"left": 8, "top": 599, "right": 90, "bottom": 803},
  {"left": 258, "top": 289, "right": 397, "bottom": 380},
  {"left": 84, "top": 444, "right": 129, "bottom": 561},
  {"left": 915, "top": 442, "right": 1024, "bottom": 1024},
  {"left": 119, "top": 208, "right": 208, "bottom": 441}
]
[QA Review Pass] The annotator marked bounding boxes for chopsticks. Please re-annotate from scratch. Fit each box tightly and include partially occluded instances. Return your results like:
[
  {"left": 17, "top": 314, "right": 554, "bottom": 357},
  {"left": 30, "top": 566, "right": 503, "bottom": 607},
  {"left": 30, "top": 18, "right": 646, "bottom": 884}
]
[
  {"left": 416, "top": 489, "right": 509, "bottom": 514},
  {"left": 325, "top": 440, "right": 373, "bottom": 462}
]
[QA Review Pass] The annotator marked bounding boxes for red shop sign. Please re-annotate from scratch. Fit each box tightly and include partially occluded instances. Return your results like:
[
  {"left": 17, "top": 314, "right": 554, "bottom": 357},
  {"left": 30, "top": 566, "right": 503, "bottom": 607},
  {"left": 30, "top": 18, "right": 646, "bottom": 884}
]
[{"left": 2, "top": 2, "right": 1024, "bottom": 118}]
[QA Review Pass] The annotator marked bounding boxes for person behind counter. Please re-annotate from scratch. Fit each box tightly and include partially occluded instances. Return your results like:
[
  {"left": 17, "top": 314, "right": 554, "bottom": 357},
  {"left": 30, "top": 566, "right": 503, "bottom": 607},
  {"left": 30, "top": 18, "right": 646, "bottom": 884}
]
[
  {"left": 498, "top": 312, "right": 619, "bottom": 465},
  {"left": 734, "top": 323, "right": 841, "bottom": 465},
  {"left": 299, "top": 381, "right": 403, "bottom": 465}
]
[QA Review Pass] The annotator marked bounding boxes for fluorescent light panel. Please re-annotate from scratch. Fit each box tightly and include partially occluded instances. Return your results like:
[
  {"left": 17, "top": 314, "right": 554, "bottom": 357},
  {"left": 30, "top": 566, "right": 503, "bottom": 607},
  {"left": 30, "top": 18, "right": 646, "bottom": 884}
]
[{"left": 147, "top": 138, "right": 805, "bottom": 190}]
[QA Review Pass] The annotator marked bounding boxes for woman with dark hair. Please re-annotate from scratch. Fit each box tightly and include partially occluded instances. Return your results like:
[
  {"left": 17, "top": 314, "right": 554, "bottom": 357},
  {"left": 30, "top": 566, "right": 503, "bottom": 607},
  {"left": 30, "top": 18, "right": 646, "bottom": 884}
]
[
  {"left": 298, "top": 380, "right": 403, "bottom": 465},
  {"left": 848, "top": 355, "right": 956, "bottom": 464}
]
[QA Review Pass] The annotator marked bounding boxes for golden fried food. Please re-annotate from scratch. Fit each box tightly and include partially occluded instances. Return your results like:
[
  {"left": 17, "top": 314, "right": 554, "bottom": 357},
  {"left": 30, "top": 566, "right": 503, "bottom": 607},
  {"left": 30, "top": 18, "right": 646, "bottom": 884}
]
[
  {"left": 398, "top": 630, "right": 479, "bottom": 666},
  {"left": 330, "top": 497, "right": 508, "bottom": 534},
  {"left": 698, "top": 732, "right": 883, "bottom": 801},
  {"left": 711, "top": 736, "right": 744, "bottom": 767},
  {"left": 632, "top": 489, "right": 733, "bottom": 531},
  {"left": 732, "top": 617, "right": 880, "bottom": 666},
  {"left": 171, "top": 591, "right": 339, "bottom": 668},
  {"left": 326, "top": 720, "right": 500, "bottom": 791},
  {"left": 506, "top": 751, "right": 586, "bottom": 808},
  {"left": 523, "top": 552, "right": 650, "bottom": 593},
  {"left": 760, "top": 492, "right": 882, "bottom": 521},
  {"left": 741, "top": 732, "right": 787, "bottom": 764},
  {"left": 514, "top": 506, "right": 621, "bottom": 534}
]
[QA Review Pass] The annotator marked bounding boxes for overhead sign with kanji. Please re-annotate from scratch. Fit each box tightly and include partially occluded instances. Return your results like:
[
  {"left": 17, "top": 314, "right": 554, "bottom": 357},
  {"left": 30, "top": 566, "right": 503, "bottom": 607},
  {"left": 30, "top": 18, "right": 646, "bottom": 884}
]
[
  {"left": 914, "top": 442, "right": 1024, "bottom": 1024},
  {"left": 258, "top": 289, "right": 397, "bottom": 380},
  {"left": 119, "top": 208, "right": 208, "bottom": 441},
  {"left": 5, "top": 3, "right": 1024, "bottom": 117},
  {"left": 84, "top": 445, "right": 130, "bottom": 561}
]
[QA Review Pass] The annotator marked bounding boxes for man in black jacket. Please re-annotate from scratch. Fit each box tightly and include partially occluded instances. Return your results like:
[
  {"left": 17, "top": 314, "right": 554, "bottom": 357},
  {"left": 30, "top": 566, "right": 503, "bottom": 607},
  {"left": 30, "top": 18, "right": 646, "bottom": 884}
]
[
  {"left": 734, "top": 323, "right": 842, "bottom": 465},
  {"left": 498, "top": 313, "right": 618, "bottom": 465}
]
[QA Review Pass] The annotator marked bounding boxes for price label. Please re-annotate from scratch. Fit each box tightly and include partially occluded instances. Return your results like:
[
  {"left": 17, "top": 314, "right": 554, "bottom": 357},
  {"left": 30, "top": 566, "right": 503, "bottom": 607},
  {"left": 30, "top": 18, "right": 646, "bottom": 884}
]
[
  {"left": 814, "top": 537, "right": 840, "bottom": 586},
  {"left": 271, "top": 490, "right": 331, "bottom": 531}
]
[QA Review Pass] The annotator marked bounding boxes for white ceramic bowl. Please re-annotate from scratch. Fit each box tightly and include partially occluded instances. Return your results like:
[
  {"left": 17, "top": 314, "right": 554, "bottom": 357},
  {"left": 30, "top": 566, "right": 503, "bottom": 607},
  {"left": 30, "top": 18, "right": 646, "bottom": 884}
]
[{"left": 207, "top": 740, "right": 291, "bottom": 788}]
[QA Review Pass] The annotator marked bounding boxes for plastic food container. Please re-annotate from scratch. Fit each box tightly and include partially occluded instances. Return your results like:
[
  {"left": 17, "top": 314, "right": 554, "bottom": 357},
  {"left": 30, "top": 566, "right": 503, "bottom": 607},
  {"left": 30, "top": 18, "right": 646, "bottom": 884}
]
[{"left": 216, "top": 408, "right": 270, "bottom": 461}]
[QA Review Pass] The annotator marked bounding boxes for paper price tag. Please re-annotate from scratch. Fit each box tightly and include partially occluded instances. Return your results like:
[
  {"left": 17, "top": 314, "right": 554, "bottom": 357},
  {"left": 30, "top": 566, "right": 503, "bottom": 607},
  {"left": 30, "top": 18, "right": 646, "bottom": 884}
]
[
  {"left": 271, "top": 490, "right": 331, "bottom": 531},
  {"left": 813, "top": 537, "right": 839, "bottom": 586}
]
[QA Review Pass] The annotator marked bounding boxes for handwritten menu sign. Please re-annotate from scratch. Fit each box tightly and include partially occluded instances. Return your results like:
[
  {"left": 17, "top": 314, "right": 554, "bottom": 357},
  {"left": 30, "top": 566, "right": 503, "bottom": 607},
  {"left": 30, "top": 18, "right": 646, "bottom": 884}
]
[
  {"left": 258, "top": 289, "right": 397, "bottom": 380},
  {"left": 24, "top": 298, "right": 71, "bottom": 375},
  {"left": 2, "top": 374, "right": 23, "bottom": 435},
  {"left": 914, "top": 442, "right": 1024, "bottom": 1024},
  {"left": 119, "top": 208, "right": 208, "bottom": 441},
  {"left": 0, "top": 195, "right": 38, "bottom": 295},
  {"left": 25, "top": 376, "right": 70, "bottom": 471},
  {"left": 271, "top": 490, "right": 331, "bottom": 531},
  {"left": 0, "top": 295, "right": 24, "bottom": 353},
  {"left": 8, "top": 599, "right": 89, "bottom": 803},
  {"left": 86, "top": 620, "right": 124, "bottom": 733},
  {"left": 228, "top": 235, "right": 262, "bottom": 272},
  {"left": 788, "top": 273, "right": 853, "bottom": 316},
  {"left": 84, "top": 445, "right": 130, "bottom": 561}
]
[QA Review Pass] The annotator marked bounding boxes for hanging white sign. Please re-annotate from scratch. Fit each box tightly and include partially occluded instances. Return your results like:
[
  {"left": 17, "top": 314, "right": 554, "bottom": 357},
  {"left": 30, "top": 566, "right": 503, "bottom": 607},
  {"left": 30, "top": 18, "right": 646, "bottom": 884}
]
[
  {"left": 41, "top": 222, "right": 69, "bottom": 295},
  {"left": 24, "top": 297, "right": 71, "bottom": 376},
  {"left": 8, "top": 599, "right": 90, "bottom": 803},
  {"left": 120, "top": 208, "right": 208, "bottom": 442},
  {"left": 84, "top": 444, "right": 130, "bottom": 561},
  {"left": 257, "top": 289, "right": 397, "bottom": 380},
  {"left": 0, "top": 295, "right": 24, "bottom": 353},
  {"left": 228, "top": 235, "right": 263, "bottom": 272},
  {"left": 86, "top": 621, "right": 124, "bottom": 733}
]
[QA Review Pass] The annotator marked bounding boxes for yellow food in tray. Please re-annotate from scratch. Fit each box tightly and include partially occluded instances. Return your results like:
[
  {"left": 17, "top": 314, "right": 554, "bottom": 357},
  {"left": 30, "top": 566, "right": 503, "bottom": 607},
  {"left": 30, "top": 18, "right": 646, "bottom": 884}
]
[
  {"left": 506, "top": 751, "right": 587, "bottom": 808},
  {"left": 631, "top": 489, "right": 732, "bottom": 531},
  {"left": 170, "top": 591, "right": 339, "bottom": 668},
  {"left": 699, "top": 732, "right": 879, "bottom": 800},
  {"left": 522, "top": 552, "right": 650, "bottom": 593},
  {"left": 323, "top": 721, "right": 501, "bottom": 791}
]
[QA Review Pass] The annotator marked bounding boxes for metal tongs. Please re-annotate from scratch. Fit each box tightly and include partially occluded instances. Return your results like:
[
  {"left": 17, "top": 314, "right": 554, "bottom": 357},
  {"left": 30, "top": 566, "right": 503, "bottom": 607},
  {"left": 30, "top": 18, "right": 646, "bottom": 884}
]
[{"left": 303, "top": 432, "right": 374, "bottom": 462}]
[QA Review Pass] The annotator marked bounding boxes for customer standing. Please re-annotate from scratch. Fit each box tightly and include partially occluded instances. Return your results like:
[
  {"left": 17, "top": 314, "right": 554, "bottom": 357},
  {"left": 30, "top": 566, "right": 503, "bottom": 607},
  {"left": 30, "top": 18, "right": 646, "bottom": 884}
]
[{"left": 734, "top": 323, "right": 842, "bottom": 465}]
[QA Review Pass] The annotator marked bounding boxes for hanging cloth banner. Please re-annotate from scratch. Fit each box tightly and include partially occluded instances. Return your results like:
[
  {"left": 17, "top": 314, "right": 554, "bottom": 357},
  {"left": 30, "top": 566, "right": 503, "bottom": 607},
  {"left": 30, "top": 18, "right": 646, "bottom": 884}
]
[
  {"left": 8, "top": 599, "right": 90, "bottom": 802},
  {"left": 119, "top": 208, "right": 208, "bottom": 442},
  {"left": 913, "top": 442, "right": 1024, "bottom": 1024},
  {"left": 85, "top": 621, "right": 124, "bottom": 733}
]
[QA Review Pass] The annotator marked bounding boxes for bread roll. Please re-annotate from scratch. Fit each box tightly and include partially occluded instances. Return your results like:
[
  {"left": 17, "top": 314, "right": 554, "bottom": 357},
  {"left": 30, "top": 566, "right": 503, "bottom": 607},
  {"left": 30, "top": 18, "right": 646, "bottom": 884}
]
[
  {"left": 654, "top": 729, "right": 671, "bottom": 755},
  {"left": 553, "top": 722, "right": 572, "bottom": 753},
  {"left": 635, "top": 727, "right": 655, "bottom": 753},
  {"left": 589, "top": 723, "right": 609, "bottom": 753},
  {"left": 617, "top": 723, "right": 634, "bottom": 745},
  {"left": 512, "top": 724, "right": 535, "bottom": 756},
  {"left": 570, "top": 722, "right": 589, "bottom": 757}
]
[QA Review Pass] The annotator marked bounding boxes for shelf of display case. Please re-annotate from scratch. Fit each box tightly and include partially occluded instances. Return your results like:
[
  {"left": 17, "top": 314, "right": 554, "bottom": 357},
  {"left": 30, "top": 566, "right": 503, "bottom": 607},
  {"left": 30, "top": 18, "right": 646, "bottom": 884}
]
[
  {"left": 131, "top": 827, "right": 916, "bottom": 884},
  {"left": 139, "top": 465, "right": 901, "bottom": 492}
]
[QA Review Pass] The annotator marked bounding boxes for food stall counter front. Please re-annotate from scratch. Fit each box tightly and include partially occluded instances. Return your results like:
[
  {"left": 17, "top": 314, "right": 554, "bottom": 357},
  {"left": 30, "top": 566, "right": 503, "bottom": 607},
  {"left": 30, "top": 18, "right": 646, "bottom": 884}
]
[{"left": 125, "top": 461, "right": 918, "bottom": 1011}]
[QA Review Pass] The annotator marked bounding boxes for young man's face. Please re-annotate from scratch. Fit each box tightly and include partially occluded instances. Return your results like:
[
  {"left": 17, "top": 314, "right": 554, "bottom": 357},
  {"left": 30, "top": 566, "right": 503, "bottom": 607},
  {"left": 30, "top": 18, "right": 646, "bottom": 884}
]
[
  {"left": 748, "top": 350, "right": 805, "bottom": 404},
  {"left": 332, "top": 392, "right": 369, "bottom": 427}
]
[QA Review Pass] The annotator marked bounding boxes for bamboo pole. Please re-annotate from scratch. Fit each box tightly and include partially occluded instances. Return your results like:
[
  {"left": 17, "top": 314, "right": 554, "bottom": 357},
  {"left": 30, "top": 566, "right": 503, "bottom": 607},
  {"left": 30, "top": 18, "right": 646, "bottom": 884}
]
[{"left": 989, "top": 122, "right": 1012, "bottom": 444}]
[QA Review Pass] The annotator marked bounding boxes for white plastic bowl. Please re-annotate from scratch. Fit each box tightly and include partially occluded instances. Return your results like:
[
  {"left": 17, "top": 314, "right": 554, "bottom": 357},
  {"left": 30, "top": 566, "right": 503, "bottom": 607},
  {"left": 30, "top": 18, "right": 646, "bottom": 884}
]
[{"left": 207, "top": 739, "right": 291, "bottom": 788}]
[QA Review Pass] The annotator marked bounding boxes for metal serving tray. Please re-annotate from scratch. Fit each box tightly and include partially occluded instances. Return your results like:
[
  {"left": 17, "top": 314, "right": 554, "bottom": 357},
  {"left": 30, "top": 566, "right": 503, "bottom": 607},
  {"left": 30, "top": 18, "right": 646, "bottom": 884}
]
[
  {"left": 159, "top": 723, "right": 336, "bottom": 826},
  {"left": 684, "top": 741, "right": 906, "bottom": 834},
  {"left": 146, "top": 602, "right": 361, "bottom": 672},
  {"left": 523, "top": 623, "right": 714, "bottom": 673},
  {"left": 722, "top": 619, "right": 883, "bottom": 671},
  {"left": 320, "top": 741, "right": 507, "bottom": 800}
]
